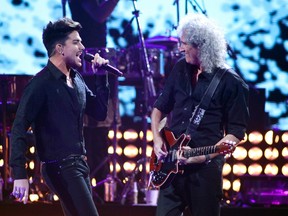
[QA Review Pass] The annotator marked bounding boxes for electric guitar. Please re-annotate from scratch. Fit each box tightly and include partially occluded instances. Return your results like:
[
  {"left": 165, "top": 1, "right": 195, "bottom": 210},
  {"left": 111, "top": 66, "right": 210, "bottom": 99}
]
[{"left": 149, "top": 127, "right": 236, "bottom": 188}]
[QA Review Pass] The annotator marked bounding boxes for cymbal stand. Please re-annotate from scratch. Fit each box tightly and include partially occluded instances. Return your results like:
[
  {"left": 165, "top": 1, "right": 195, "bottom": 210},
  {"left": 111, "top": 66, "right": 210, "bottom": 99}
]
[
  {"left": 110, "top": 75, "right": 122, "bottom": 191},
  {"left": 120, "top": 157, "right": 145, "bottom": 205},
  {"left": 130, "top": 0, "right": 156, "bottom": 192},
  {"left": 173, "top": 0, "right": 180, "bottom": 29},
  {"left": 186, "top": 0, "right": 207, "bottom": 15}
]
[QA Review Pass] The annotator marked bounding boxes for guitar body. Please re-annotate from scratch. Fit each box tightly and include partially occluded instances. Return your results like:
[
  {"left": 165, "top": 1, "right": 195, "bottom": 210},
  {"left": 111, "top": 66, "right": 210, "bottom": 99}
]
[{"left": 150, "top": 128, "right": 191, "bottom": 188}]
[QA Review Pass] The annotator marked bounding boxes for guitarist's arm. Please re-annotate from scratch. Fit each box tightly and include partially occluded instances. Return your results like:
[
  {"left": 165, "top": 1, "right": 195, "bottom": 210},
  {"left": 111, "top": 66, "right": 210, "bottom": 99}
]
[
  {"left": 151, "top": 108, "right": 168, "bottom": 160},
  {"left": 178, "top": 134, "right": 239, "bottom": 165}
]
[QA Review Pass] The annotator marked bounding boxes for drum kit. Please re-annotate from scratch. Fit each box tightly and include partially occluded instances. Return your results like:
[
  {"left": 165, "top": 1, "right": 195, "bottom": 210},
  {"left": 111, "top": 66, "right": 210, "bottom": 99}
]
[{"left": 82, "top": 35, "right": 183, "bottom": 81}]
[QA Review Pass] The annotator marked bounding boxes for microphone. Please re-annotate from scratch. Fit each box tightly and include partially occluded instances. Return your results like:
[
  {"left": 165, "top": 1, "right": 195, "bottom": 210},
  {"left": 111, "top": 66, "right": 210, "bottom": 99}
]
[{"left": 83, "top": 53, "right": 123, "bottom": 77}]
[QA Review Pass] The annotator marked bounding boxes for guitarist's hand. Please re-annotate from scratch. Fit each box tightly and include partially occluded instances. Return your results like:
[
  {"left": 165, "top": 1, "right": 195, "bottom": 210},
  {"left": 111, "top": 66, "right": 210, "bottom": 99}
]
[
  {"left": 219, "top": 140, "right": 237, "bottom": 158},
  {"left": 177, "top": 146, "right": 207, "bottom": 164},
  {"left": 153, "top": 135, "right": 168, "bottom": 161}
]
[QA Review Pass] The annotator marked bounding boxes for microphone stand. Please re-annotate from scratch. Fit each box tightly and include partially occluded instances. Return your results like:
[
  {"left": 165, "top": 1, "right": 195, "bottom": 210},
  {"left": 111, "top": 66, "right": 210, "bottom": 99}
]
[
  {"left": 0, "top": 76, "right": 11, "bottom": 191},
  {"left": 61, "top": 0, "right": 68, "bottom": 17},
  {"left": 131, "top": 0, "right": 156, "bottom": 195}
]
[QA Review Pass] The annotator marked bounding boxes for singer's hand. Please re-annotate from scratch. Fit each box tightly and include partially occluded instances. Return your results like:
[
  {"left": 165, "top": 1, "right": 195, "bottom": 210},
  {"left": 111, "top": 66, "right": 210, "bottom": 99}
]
[
  {"left": 91, "top": 53, "right": 109, "bottom": 73},
  {"left": 12, "top": 179, "right": 29, "bottom": 204}
]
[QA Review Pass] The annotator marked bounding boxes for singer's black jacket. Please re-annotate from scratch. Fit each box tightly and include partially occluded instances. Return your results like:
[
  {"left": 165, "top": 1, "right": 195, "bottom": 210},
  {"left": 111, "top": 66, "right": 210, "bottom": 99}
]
[{"left": 9, "top": 60, "right": 109, "bottom": 179}]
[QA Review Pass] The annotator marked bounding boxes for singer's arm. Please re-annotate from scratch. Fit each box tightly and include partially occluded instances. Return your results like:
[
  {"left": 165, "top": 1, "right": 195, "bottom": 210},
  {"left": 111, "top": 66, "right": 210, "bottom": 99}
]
[{"left": 81, "top": 0, "right": 119, "bottom": 23}]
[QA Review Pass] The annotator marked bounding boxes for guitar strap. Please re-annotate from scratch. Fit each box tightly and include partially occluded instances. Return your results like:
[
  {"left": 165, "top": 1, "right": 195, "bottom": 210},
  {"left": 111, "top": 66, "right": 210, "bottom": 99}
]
[{"left": 185, "top": 67, "right": 228, "bottom": 135}]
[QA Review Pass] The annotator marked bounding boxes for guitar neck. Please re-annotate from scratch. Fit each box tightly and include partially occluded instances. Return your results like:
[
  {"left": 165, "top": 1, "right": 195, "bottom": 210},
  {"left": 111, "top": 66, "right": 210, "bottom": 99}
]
[{"left": 183, "top": 145, "right": 218, "bottom": 158}]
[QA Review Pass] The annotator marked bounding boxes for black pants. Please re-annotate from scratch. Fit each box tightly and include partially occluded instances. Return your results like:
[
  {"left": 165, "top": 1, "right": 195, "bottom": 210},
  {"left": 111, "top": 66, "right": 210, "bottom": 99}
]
[
  {"left": 42, "top": 156, "right": 99, "bottom": 216},
  {"left": 156, "top": 158, "right": 224, "bottom": 216}
]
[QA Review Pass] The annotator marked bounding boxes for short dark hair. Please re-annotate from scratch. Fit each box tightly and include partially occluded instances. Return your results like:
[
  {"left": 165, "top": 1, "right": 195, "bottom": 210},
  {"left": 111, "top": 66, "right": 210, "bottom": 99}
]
[{"left": 42, "top": 17, "right": 82, "bottom": 57}]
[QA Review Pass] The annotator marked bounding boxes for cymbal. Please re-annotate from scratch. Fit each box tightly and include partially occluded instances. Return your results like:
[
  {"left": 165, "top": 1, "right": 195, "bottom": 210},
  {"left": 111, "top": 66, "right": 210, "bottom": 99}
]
[
  {"left": 131, "top": 43, "right": 166, "bottom": 50},
  {"left": 145, "top": 36, "right": 178, "bottom": 48}
]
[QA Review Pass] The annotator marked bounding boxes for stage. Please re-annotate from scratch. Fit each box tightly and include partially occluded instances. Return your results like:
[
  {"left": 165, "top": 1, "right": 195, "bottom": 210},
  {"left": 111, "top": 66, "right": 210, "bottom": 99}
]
[{"left": 0, "top": 202, "right": 287, "bottom": 216}]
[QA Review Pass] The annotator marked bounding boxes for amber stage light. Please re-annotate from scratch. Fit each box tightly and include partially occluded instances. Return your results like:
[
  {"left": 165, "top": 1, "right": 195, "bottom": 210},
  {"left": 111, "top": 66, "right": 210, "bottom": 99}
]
[{"left": 223, "top": 130, "right": 288, "bottom": 201}]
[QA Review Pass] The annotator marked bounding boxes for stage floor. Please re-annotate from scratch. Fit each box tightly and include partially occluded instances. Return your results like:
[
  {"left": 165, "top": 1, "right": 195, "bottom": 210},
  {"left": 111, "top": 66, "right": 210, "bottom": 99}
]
[{"left": 0, "top": 202, "right": 288, "bottom": 216}]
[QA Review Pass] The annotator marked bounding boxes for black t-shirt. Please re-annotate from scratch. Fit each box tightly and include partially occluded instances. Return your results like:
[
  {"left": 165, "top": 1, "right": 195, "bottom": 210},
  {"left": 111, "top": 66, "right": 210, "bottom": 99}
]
[{"left": 154, "top": 58, "right": 249, "bottom": 148}]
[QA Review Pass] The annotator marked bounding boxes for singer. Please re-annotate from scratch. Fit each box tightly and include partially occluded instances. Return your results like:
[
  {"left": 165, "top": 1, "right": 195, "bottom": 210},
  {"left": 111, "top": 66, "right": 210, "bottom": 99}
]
[{"left": 9, "top": 17, "right": 110, "bottom": 216}]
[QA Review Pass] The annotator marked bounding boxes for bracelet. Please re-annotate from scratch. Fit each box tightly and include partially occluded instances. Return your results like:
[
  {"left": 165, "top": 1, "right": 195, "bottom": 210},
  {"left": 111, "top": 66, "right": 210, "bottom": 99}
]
[{"left": 204, "top": 154, "right": 211, "bottom": 164}]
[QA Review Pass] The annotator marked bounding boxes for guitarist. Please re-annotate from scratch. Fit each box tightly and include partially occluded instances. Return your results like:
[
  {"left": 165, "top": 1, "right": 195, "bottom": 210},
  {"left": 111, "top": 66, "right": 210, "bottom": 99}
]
[{"left": 151, "top": 13, "right": 249, "bottom": 216}]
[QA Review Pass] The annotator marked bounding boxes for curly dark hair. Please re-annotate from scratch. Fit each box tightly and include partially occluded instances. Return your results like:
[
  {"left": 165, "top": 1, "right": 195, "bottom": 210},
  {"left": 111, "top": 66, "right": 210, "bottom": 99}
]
[{"left": 42, "top": 17, "right": 82, "bottom": 57}]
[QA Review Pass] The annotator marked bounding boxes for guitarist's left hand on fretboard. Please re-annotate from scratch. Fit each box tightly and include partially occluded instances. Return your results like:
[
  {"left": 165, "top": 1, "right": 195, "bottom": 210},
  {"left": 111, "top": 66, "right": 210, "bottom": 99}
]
[
  {"left": 177, "top": 146, "right": 207, "bottom": 165},
  {"left": 177, "top": 140, "right": 236, "bottom": 165}
]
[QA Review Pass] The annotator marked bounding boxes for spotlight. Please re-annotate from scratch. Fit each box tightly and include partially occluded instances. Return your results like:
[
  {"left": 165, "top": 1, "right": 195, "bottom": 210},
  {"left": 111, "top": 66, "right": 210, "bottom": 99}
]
[
  {"left": 264, "top": 163, "right": 278, "bottom": 175},
  {"left": 222, "top": 163, "right": 232, "bottom": 176},
  {"left": 264, "top": 130, "right": 274, "bottom": 145},
  {"left": 248, "top": 131, "right": 263, "bottom": 144},
  {"left": 29, "top": 146, "right": 35, "bottom": 154},
  {"left": 29, "top": 161, "right": 35, "bottom": 170},
  {"left": 223, "top": 178, "right": 231, "bottom": 190},
  {"left": 53, "top": 194, "right": 59, "bottom": 201},
  {"left": 108, "top": 145, "right": 122, "bottom": 155},
  {"left": 281, "top": 131, "right": 288, "bottom": 144},
  {"left": 91, "top": 178, "right": 97, "bottom": 187},
  {"left": 29, "top": 193, "right": 39, "bottom": 202},
  {"left": 123, "top": 161, "right": 136, "bottom": 173},
  {"left": 248, "top": 163, "right": 262, "bottom": 176},
  {"left": 232, "top": 163, "right": 247, "bottom": 176},
  {"left": 146, "top": 145, "right": 153, "bottom": 157},
  {"left": 109, "top": 162, "right": 121, "bottom": 173},
  {"left": 282, "top": 147, "right": 288, "bottom": 159},
  {"left": 281, "top": 163, "right": 288, "bottom": 176},
  {"left": 123, "top": 129, "right": 138, "bottom": 141},
  {"left": 139, "top": 130, "right": 154, "bottom": 141},
  {"left": 232, "top": 146, "right": 247, "bottom": 160},
  {"left": 123, "top": 145, "right": 138, "bottom": 158},
  {"left": 108, "top": 130, "right": 122, "bottom": 140},
  {"left": 232, "top": 179, "right": 241, "bottom": 192},
  {"left": 264, "top": 147, "right": 279, "bottom": 160},
  {"left": 248, "top": 147, "right": 263, "bottom": 160}
]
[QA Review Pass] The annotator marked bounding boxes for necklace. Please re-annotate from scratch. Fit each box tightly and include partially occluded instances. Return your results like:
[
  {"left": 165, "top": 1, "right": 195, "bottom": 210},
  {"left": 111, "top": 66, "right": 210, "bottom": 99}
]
[{"left": 66, "top": 76, "right": 74, "bottom": 88}]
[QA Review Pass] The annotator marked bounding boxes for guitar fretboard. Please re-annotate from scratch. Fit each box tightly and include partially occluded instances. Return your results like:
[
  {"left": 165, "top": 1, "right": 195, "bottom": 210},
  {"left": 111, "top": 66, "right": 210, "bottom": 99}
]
[{"left": 183, "top": 145, "right": 218, "bottom": 158}]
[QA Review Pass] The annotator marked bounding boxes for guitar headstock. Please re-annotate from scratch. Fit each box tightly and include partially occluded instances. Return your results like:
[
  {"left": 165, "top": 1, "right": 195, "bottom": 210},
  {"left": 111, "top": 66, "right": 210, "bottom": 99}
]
[{"left": 216, "top": 141, "right": 237, "bottom": 155}]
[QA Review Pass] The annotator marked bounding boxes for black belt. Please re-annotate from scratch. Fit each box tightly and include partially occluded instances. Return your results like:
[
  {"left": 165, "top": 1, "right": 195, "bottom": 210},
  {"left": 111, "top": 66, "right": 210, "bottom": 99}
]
[{"left": 42, "top": 154, "right": 86, "bottom": 164}]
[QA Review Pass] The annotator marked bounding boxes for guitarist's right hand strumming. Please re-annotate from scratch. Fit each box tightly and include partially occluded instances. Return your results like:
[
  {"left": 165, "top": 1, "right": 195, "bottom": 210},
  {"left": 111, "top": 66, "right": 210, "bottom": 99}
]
[
  {"left": 153, "top": 134, "right": 168, "bottom": 161},
  {"left": 151, "top": 109, "right": 169, "bottom": 161}
]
